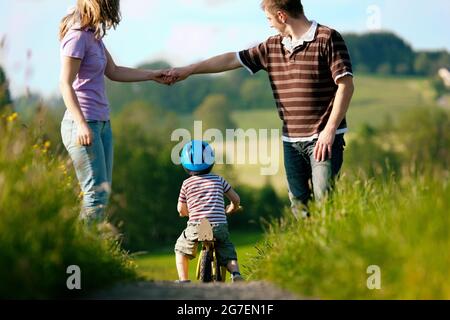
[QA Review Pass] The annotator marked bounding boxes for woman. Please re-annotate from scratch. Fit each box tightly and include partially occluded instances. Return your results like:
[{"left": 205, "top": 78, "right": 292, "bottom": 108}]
[{"left": 59, "top": 0, "right": 168, "bottom": 223}]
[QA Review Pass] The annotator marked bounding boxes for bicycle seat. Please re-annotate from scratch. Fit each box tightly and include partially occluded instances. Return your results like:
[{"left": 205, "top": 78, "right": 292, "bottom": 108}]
[{"left": 197, "top": 219, "right": 214, "bottom": 242}]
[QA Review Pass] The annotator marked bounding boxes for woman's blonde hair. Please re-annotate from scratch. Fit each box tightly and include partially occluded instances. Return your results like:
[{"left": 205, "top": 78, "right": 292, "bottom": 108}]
[{"left": 59, "top": 0, "right": 121, "bottom": 40}]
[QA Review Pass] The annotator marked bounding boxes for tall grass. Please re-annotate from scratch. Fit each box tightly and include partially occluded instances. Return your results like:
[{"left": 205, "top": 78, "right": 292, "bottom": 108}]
[
  {"left": 0, "top": 111, "right": 137, "bottom": 299},
  {"left": 246, "top": 173, "right": 449, "bottom": 299}
]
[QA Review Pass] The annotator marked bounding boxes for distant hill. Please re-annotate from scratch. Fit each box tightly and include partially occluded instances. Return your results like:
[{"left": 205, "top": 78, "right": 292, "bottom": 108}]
[{"left": 344, "top": 32, "right": 450, "bottom": 76}]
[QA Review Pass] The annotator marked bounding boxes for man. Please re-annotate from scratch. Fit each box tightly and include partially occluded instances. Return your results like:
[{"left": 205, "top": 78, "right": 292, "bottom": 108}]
[{"left": 168, "top": 0, "right": 355, "bottom": 219}]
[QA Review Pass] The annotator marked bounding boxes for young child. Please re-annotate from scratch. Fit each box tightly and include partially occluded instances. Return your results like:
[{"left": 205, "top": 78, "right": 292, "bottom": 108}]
[{"left": 174, "top": 140, "right": 243, "bottom": 283}]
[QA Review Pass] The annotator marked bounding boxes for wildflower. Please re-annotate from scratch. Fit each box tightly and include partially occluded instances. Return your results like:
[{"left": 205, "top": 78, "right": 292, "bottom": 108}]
[
  {"left": 44, "top": 141, "right": 51, "bottom": 149},
  {"left": 7, "top": 112, "right": 18, "bottom": 122}
]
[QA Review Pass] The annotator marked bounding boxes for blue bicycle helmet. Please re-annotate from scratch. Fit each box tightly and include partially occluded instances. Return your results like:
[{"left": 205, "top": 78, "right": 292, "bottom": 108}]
[{"left": 180, "top": 140, "right": 215, "bottom": 172}]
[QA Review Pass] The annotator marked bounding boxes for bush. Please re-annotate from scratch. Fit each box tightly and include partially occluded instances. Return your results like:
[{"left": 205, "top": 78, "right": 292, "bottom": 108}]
[
  {"left": 344, "top": 107, "right": 450, "bottom": 178},
  {"left": 344, "top": 124, "right": 400, "bottom": 179},
  {"left": 395, "top": 107, "right": 450, "bottom": 173},
  {"left": 229, "top": 184, "right": 287, "bottom": 232}
]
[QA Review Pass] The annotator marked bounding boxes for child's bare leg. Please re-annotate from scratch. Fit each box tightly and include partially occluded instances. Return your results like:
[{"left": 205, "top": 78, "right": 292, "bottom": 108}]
[
  {"left": 227, "top": 260, "right": 240, "bottom": 273},
  {"left": 176, "top": 252, "right": 190, "bottom": 281},
  {"left": 227, "top": 260, "right": 244, "bottom": 282}
]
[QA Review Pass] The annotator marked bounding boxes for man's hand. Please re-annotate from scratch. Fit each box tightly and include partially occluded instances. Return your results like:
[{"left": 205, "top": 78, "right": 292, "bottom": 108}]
[
  {"left": 313, "top": 128, "right": 336, "bottom": 162},
  {"left": 314, "top": 75, "right": 354, "bottom": 162},
  {"left": 164, "top": 66, "right": 194, "bottom": 85},
  {"left": 151, "top": 69, "right": 176, "bottom": 85}
]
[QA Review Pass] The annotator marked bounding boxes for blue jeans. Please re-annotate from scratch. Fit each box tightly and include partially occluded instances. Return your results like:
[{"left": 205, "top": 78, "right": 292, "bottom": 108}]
[
  {"left": 61, "top": 119, "right": 114, "bottom": 223},
  {"left": 283, "top": 134, "right": 345, "bottom": 218}
]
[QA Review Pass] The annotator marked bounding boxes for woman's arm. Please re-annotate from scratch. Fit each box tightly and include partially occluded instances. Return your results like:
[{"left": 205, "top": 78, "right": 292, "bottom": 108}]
[
  {"left": 104, "top": 48, "right": 168, "bottom": 83},
  {"left": 59, "top": 56, "right": 93, "bottom": 146}
]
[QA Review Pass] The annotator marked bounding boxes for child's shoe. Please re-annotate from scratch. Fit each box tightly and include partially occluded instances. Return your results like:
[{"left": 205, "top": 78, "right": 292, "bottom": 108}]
[
  {"left": 174, "top": 280, "right": 191, "bottom": 284},
  {"left": 231, "top": 272, "right": 244, "bottom": 283}
]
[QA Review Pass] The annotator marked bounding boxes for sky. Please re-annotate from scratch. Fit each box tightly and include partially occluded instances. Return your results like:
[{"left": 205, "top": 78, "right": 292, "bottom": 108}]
[{"left": 0, "top": 0, "right": 449, "bottom": 98}]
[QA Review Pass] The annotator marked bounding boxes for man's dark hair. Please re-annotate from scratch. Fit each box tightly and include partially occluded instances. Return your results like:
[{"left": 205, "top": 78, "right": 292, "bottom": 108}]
[
  {"left": 184, "top": 165, "right": 214, "bottom": 176},
  {"left": 261, "top": 0, "right": 304, "bottom": 18}
]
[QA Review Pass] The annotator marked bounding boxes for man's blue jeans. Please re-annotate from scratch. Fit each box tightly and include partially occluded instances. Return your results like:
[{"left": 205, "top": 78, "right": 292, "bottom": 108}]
[
  {"left": 61, "top": 119, "right": 113, "bottom": 223},
  {"left": 283, "top": 134, "right": 345, "bottom": 218}
]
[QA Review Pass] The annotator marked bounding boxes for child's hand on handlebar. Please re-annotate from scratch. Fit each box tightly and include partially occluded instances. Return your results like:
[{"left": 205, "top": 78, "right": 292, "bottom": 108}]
[{"left": 226, "top": 204, "right": 243, "bottom": 215}]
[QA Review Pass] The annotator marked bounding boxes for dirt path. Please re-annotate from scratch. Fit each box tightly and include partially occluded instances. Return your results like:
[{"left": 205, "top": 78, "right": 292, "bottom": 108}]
[{"left": 89, "top": 281, "right": 302, "bottom": 300}]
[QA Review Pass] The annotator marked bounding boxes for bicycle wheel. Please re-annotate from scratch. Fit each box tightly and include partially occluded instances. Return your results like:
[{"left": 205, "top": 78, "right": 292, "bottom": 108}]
[
  {"left": 213, "top": 249, "right": 222, "bottom": 282},
  {"left": 211, "top": 246, "right": 227, "bottom": 282}
]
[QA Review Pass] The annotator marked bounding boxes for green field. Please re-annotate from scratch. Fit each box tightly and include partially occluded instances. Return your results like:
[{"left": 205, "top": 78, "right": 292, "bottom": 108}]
[
  {"left": 232, "top": 74, "right": 436, "bottom": 130},
  {"left": 133, "top": 231, "right": 263, "bottom": 282}
]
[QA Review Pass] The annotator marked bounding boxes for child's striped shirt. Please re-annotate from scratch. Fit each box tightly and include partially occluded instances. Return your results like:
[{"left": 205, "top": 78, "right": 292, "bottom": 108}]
[{"left": 178, "top": 174, "right": 231, "bottom": 224}]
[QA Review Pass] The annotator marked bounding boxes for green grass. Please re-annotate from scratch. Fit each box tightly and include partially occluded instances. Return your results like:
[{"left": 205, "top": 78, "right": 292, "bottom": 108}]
[
  {"left": 0, "top": 112, "right": 137, "bottom": 299},
  {"left": 348, "top": 74, "right": 436, "bottom": 130},
  {"left": 133, "top": 230, "right": 263, "bottom": 282},
  {"left": 246, "top": 174, "right": 450, "bottom": 299}
]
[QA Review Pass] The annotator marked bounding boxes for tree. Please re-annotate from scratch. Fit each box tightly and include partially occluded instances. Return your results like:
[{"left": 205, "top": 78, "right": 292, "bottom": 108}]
[
  {"left": 253, "top": 182, "right": 284, "bottom": 224},
  {"left": 345, "top": 32, "right": 415, "bottom": 75},
  {"left": 108, "top": 101, "right": 186, "bottom": 251},
  {"left": 194, "top": 94, "right": 237, "bottom": 132},
  {"left": 240, "top": 77, "right": 273, "bottom": 109},
  {"left": 414, "top": 51, "right": 450, "bottom": 76}
]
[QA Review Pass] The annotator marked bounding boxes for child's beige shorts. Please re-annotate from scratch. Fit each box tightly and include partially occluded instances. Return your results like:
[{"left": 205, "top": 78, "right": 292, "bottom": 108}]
[{"left": 175, "top": 222, "right": 238, "bottom": 266}]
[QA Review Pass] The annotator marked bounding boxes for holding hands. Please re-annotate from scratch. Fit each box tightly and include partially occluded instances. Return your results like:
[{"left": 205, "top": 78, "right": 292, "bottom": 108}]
[
  {"left": 152, "top": 66, "right": 193, "bottom": 86},
  {"left": 152, "top": 52, "right": 241, "bottom": 85}
]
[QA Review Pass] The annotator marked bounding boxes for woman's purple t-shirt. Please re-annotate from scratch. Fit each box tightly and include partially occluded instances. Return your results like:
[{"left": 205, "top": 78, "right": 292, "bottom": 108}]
[{"left": 60, "top": 28, "right": 109, "bottom": 121}]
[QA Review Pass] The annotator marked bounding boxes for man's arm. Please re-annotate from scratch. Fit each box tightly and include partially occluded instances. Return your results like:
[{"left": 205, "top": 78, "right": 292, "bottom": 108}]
[
  {"left": 169, "top": 52, "right": 242, "bottom": 84},
  {"left": 314, "top": 75, "right": 355, "bottom": 162}
]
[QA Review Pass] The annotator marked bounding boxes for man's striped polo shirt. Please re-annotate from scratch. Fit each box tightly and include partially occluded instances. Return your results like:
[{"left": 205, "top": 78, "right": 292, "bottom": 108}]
[{"left": 237, "top": 21, "right": 353, "bottom": 141}]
